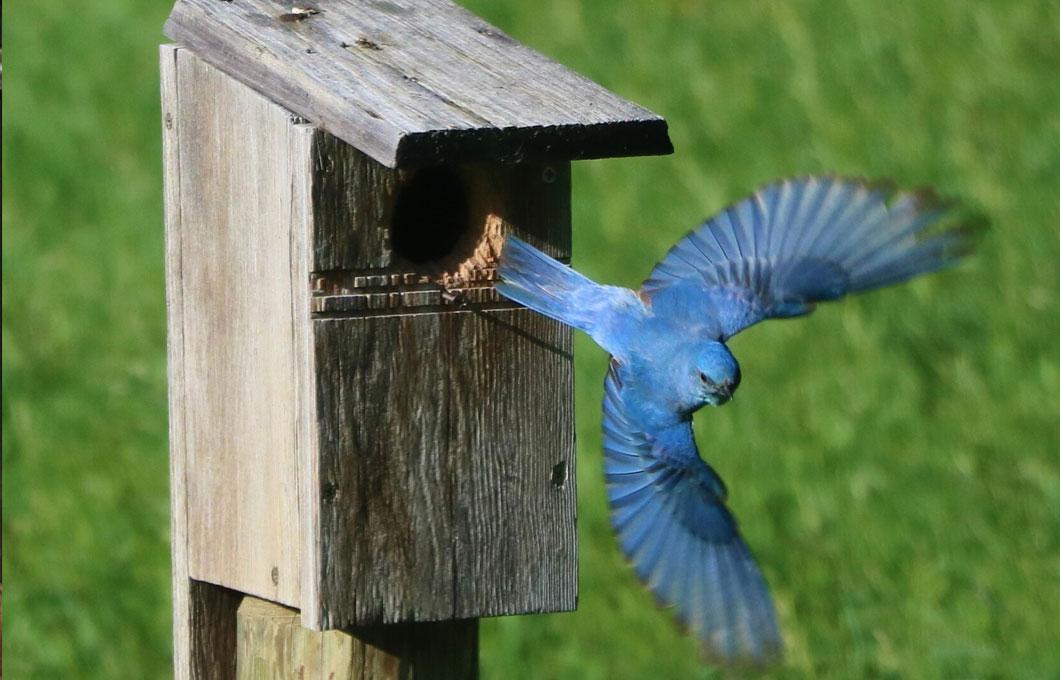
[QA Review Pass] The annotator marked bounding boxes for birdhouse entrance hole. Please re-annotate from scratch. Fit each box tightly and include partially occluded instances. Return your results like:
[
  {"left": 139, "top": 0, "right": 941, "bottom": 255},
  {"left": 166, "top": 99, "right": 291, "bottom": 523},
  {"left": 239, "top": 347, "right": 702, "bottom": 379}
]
[{"left": 391, "top": 166, "right": 471, "bottom": 266}]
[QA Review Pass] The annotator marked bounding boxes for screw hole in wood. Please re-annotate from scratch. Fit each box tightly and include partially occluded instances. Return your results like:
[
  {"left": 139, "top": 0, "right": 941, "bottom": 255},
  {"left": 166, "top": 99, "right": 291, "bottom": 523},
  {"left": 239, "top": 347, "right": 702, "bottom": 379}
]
[{"left": 551, "top": 460, "right": 568, "bottom": 488}]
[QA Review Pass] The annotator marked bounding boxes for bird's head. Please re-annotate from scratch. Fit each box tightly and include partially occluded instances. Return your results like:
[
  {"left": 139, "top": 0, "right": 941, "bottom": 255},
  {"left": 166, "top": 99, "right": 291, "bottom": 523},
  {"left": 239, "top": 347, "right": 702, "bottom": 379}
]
[{"left": 691, "top": 341, "right": 741, "bottom": 407}]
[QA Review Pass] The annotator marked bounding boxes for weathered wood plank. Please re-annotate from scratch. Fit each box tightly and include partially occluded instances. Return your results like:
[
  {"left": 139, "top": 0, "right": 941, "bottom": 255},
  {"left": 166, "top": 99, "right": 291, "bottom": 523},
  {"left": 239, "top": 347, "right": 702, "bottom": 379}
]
[
  {"left": 310, "top": 143, "right": 570, "bottom": 275},
  {"left": 167, "top": 46, "right": 245, "bottom": 680},
  {"left": 304, "top": 125, "right": 576, "bottom": 627},
  {"left": 291, "top": 124, "right": 323, "bottom": 630},
  {"left": 309, "top": 139, "right": 570, "bottom": 302},
  {"left": 314, "top": 313, "right": 454, "bottom": 627},
  {"left": 310, "top": 133, "right": 399, "bottom": 272},
  {"left": 168, "top": 46, "right": 307, "bottom": 607},
  {"left": 164, "top": 0, "right": 672, "bottom": 167},
  {"left": 311, "top": 308, "right": 575, "bottom": 628},
  {"left": 446, "top": 309, "right": 576, "bottom": 617},
  {"left": 161, "top": 42, "right": 196, "bottom": 680},
  {"left": 236, "top": 597, "right": 478, "bottom": 679}
]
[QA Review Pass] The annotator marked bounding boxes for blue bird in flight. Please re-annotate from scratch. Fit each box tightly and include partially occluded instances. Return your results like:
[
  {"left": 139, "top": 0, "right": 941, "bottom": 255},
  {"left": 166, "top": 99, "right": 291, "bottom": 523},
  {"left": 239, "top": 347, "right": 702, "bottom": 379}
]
[{"left": 496, "top": 176, "right": 978, "bottom": 667}]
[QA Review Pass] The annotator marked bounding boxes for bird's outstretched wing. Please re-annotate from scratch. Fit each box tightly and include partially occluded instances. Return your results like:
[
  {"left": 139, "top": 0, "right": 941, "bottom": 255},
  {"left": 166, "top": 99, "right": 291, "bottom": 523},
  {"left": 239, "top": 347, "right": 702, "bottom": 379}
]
[
  {"left": 603, "top": 363, "right": 782, "bottom": 666},
  {"left": 641, "top": 176, "right": 981, "bottom": 340}
]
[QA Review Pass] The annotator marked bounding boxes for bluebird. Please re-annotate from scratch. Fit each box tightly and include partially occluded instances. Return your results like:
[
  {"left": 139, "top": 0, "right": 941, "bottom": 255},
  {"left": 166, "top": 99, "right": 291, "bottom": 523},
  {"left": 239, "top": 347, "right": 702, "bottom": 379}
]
[{"left": 496, "top": 176, "right": 978, "bottom": 667}]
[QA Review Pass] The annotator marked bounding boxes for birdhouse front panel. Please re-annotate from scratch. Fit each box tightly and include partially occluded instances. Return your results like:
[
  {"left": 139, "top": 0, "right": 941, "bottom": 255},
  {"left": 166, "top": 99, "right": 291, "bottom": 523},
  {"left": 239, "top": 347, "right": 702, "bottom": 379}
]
[{"left": 303, "top": 135, "right": 576, "bottom": 628}]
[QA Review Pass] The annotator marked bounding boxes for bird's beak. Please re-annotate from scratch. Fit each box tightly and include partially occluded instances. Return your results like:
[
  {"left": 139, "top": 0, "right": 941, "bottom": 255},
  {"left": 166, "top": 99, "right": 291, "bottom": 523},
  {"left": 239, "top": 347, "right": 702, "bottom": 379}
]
[{"left": 718, "top": 381, "right": 734, "bottom": 404}]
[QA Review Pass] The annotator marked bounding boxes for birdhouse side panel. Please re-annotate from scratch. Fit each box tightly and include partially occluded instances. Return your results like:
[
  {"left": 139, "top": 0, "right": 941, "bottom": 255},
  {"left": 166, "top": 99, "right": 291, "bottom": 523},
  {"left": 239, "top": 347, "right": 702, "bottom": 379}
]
[{"left": 163, "top": 46, "right": 310, "bottom": 607}]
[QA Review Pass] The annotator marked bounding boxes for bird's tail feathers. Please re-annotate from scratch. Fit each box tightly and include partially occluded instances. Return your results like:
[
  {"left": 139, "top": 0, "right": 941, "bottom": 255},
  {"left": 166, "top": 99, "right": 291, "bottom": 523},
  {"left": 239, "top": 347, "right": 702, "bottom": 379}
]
[{"left": 496, "top": 236, "right": 603, "bottom": 335}]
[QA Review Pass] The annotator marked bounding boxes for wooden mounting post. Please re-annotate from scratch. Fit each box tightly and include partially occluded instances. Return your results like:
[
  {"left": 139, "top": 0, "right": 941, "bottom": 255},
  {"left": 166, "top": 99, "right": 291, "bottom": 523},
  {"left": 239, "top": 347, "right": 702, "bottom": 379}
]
[
  {"left": 236, "top": 597, "right": 477, "bottom": 679},
  {"left": 160, "top": 1, "right": 672, "bottom": 677}
]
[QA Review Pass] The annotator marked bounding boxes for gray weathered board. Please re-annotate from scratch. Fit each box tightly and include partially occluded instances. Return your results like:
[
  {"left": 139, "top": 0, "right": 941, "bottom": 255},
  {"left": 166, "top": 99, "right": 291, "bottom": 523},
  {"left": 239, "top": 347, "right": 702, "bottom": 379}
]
[
  {"left": 163, "top": 41, "right": 576, "bottom": 659},
  {"left": 315, "top": 309, "right": 574, "bottom": 627},
  {"left": 163, "top": 42, "right": 312, "bottom": 678},
  {"left": 236, "top": 596, "right": 478, "bottom": 679},
  {"left": 164, "top": 43, "right": 309, "bottom": 610},
  {"left": 164, "top": 0, "right": 673, "bottom": 167}
]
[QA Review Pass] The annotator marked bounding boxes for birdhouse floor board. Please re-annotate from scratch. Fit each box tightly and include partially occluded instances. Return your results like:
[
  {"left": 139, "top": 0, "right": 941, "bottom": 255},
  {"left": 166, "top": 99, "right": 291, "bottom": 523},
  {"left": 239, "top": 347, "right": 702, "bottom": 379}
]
[{"left": 164, "top": 0, "right": 672, "bottom": 167}]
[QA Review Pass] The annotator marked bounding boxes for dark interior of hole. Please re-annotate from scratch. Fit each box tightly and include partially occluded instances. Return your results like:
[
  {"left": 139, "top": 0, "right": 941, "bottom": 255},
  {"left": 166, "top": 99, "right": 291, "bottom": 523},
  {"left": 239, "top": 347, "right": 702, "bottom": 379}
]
[{"left": 390, "top": 167, "right": 470, "bottom": 264}]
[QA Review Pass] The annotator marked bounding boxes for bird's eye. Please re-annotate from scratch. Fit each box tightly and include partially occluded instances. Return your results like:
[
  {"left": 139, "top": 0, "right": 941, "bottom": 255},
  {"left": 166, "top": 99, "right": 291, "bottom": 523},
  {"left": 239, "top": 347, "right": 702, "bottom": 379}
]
[{"left": 698, "top": 371, "right": 712, "bottom": 385}]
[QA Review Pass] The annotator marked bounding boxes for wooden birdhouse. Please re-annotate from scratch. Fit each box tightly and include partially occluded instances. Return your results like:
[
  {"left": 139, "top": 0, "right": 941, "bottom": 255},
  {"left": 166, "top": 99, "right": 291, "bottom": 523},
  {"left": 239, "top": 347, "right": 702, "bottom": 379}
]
[{"left": 160, "top": 0, "right": 671, "bottom": 676}]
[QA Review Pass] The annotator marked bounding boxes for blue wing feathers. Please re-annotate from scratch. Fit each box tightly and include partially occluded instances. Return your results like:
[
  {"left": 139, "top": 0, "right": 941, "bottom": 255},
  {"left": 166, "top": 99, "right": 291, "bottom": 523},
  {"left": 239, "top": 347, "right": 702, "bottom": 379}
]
[
  {"left": 632, "top": 516, "right": 673, "bottom": 583},
  {"left": 726, "top": 549, "right": 754, "bottom": 658},
  {"left": 690, "top": 549, "right": 713, "bottom": 644},
  {"left": 703, "top": 545, "right": 733, "bottom": 657},
  {"left": 494, "top": 176, "right": 974, "bottom": 668},
  {"left": 651, "top": 525, "right": 691, "bottom": 604},
  {"left": 715, "top": 546, "right": 740, "bottom": 659},
  {"left": 610, "top": 489, "right": 656, "bottom": 533},
  {"left": 778, "top": 258, "right": 849, "bottom": 301},
  {"left": 602, "top": 365, "right": 782, "bottom": 666},
  {"left": 643, "top": 177, "right": 978, "bottom": 339}
]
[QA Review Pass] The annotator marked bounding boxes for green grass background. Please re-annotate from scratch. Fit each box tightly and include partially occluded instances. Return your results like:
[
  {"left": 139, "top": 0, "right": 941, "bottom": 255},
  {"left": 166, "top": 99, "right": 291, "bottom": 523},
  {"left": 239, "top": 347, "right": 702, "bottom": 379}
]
[{"left": 4, "top": 0, "right": 1059, "bottom": 677}]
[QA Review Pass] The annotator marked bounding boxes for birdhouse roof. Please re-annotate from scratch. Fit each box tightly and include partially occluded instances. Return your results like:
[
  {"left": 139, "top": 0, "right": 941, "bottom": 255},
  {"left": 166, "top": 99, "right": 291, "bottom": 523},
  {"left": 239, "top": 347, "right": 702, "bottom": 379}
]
[{"left": 164, "top": 0, "right": 673, "bottom": 168}]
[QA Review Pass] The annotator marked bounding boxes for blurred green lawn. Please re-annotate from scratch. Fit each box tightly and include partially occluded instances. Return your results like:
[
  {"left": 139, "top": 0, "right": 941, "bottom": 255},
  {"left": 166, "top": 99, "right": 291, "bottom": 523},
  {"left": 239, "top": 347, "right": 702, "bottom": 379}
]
[{"left": 4, "top": 0, "right": 1059, "bottom": 677}]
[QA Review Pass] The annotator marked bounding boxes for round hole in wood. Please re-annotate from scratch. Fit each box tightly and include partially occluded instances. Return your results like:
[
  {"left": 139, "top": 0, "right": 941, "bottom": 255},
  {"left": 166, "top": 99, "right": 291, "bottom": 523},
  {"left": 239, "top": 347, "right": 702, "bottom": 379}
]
[{"left": 390, "top": 166, "right": 471, "bottom": 265}]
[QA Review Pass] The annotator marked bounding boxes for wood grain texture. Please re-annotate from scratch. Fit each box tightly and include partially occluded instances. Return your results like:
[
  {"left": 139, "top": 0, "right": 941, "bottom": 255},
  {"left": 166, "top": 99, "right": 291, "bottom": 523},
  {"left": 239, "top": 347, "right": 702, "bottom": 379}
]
[
  {"left": 445, "top": 309, "right": 575, "bottom": 618},
  {"left": 310, "top": 133, "right": 399, "bottom": 272},
  {"left": 237, "top": 597, "right": 478, "bottom": 679},
  {"left": 166, "top": 46, "right": 309, "bottom": 607},
  {"left": 162, "top": 43, "right": 196, "bottom": 680},
  {"left": 164, "top": 0, "right": 672, "bottom": 167},
  {"left": 311, "top": 308, "right": 575, "bottom": 629},
  {"left": 292, "top": 128, "right": 324, "bottom": 632},
  {"left": 166, "top": 46, "right": 245, "bottom": 680},
  {"left": 301, "top": 136, "right": 576, "bottom": 627}
]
